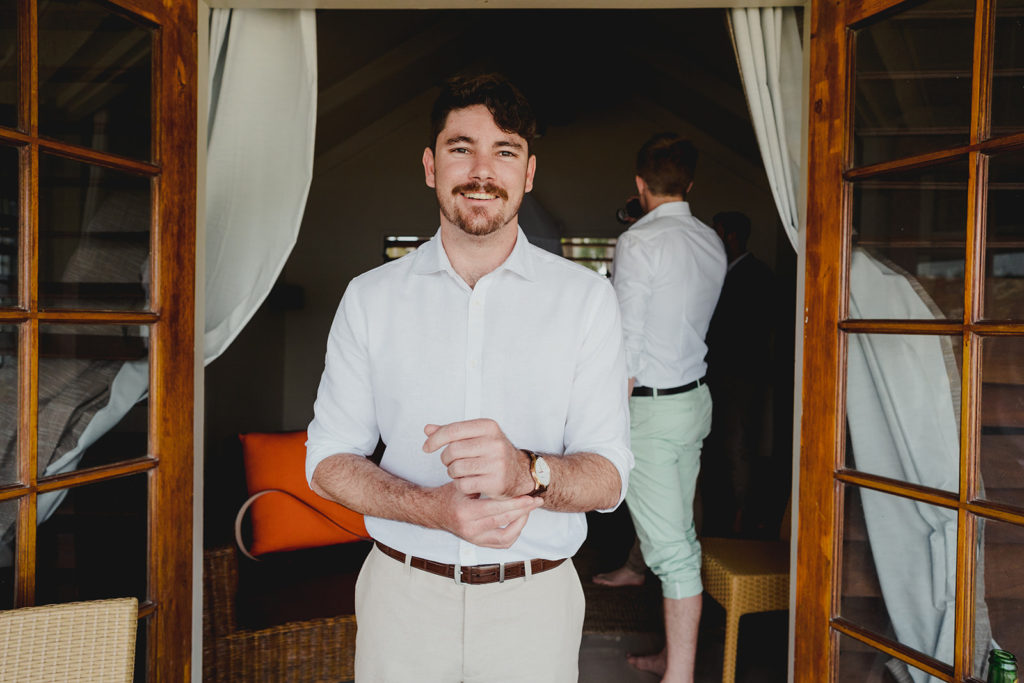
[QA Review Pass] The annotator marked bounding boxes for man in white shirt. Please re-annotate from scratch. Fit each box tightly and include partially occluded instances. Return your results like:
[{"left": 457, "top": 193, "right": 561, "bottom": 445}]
[
  {"left": 305, "top": 74, "right": 633, "bottom": 682},
  {"left": 611, "top": 133, "right": 727, "bottom": 682}
]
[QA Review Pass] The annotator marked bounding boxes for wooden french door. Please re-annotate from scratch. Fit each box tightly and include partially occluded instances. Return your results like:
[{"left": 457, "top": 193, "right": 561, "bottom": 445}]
[
  {"left": 799, "top": 0, "right": 1024, "bottom": 679},
  {"left": 0, "top": 0, "right": 196, "bottom": 679}
]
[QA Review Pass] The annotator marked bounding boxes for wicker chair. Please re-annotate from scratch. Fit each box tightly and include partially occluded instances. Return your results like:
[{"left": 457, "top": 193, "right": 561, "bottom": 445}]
[
  {"left": 0, "top": 597, "right": 138, "bottom": 683},
  {"left": 203, "top": 545, "right": 358, "bottom": 683},
  {"left": 701, "top": 503, "right": 791, "bottom": 683}
]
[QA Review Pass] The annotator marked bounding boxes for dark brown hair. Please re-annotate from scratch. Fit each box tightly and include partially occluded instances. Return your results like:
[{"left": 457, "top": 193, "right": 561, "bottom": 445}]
[
  {"left": 635, "top": 133, "right": 698, "bottom": 198},
  {"left": 429, "top": 73, "right": 537, "bottom": 152}
]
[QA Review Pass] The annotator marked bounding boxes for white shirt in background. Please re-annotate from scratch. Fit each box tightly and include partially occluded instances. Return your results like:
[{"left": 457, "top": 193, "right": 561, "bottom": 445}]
[
  {"left": 306, "top": 227, "right": 633, "bottom": 567},
  {"left": 612, "top": 201, "right": 727, "bottom": 389}
]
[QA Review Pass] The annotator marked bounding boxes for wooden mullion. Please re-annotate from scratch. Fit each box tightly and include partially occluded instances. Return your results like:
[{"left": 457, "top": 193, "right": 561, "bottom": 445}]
[
  {"left": 845, "top": 144, "right": 971, "bottom": 180},
  {"left": 965, "top": 499, "right": 1024, "bottom": 526},
  {"left": 36, "top": 138, "right": 160, "bottom": 178},
  {"left": 836, "top": 468, "right": 962, "bottom": 507},
  {"left": 148, "top": 1, "right": 196, "bottom": 678},
  {"left": 969, "top": 0, "right": 996, "bottom": 145},
  {"left": 797, "top": 0, "right": 848, "bottom": 680},
  {"left": 32, "top": 310, "right": 159, "bottom": 325},
  {"left": 832, "top": 617, "right": 957, "bottom": 681},
  {"left": 953, "top": 507, "right": 977, "bottom": 681},
  {"left": 16, "top": 319, "right": 36, "bottom": 607},
  {"left": 35, "top": 457, "right": 156, "bottom": 493},
  {"left": 840, "top": 319, "right": 965, "bottom": 334}
]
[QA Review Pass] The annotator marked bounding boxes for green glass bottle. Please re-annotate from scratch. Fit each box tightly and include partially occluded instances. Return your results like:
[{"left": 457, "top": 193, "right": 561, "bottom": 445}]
[{"left": 988, "top": 649, "right": 1018, "bottom": 683}]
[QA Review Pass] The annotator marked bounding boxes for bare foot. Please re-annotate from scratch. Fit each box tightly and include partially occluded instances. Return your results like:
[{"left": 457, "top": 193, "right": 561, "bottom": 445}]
[
  {"left": 592, "top": 566, "right": 645, "bottom": 587},
  {"left": 627, "top": 649, "right": 667, "bottom": 676}
]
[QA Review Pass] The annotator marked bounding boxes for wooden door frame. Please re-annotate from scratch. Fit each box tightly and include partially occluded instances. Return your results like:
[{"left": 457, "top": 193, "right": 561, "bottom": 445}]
[{"left": 190, "top": 2, "right": 811, "bottom": 681}]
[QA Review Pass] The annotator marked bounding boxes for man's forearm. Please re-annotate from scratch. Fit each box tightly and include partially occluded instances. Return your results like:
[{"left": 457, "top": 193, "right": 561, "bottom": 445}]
[
  {"left": 311, "top": 451, "right": 544, "bottom": 549},
  {"left": 539, "top": 452, "right": 623, "bottom": 513},
  {"left": 311, "top": 452, "right": 437, "bottom": 527}
]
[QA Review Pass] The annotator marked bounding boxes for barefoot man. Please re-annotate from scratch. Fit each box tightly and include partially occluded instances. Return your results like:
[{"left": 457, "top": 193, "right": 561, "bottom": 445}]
[{"left": 610, "top": 133, "right": 726, "bottom": 682}]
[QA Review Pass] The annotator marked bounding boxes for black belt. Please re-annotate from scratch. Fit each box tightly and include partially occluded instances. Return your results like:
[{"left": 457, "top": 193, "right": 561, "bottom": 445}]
[
  {"left": 375, "top": 541, "right": 566, "bottom": 585},
  {"left": 633, "top": 378, "right": 704, "bottom": 397}
]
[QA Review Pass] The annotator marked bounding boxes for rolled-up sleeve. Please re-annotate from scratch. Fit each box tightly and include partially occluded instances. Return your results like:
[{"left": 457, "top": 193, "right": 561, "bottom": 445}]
[
  {"left": 305, "top": 280, "right": 381, "bottom": 485},
  {"left": 563, "top": 280, "right": 634, "bottom": 511},
  {"left": 611, "top": 232, "right": 652, "bottom": 381}
]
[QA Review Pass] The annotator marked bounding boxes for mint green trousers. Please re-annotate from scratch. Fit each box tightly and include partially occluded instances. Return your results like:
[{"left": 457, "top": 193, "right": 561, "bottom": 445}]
[{"left": 625, "top": 384, "right": 712, "bottom": 600}]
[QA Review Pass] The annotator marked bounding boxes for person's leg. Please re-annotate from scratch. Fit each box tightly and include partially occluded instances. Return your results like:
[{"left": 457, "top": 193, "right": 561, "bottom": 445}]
[
  {"left": 625, "top": 387, "right": 712, "bottom": 683},
  {"left": 593, "top": 536, "right": 646, "bottom": 586},
  {"left": 354, "top": 545, "right": 464, "bottom": 682},
  {"left": 463, "top": 560, "right": 585, "bottom": 683}
]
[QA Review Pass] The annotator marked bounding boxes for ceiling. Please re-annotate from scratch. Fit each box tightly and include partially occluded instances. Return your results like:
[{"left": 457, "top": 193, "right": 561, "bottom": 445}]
[{"left": 313, "top": 9, "right": 762, "bottom": 166}]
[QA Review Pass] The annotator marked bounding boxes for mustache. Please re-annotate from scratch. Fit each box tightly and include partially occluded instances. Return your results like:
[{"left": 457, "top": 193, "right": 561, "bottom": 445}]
[{"left": 451, "top": 182, "right": 509, "bottom": 200}]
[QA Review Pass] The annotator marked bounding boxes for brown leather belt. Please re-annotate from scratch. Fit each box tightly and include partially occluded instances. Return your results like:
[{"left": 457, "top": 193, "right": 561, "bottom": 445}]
[{"left": 375, "top": 541, "right": 566, "bottom": 585}]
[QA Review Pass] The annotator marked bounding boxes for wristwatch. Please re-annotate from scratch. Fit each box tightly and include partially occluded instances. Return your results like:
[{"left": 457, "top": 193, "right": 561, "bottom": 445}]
[{"left": 522, "top": 449, "right": 550, "bottom": 495}]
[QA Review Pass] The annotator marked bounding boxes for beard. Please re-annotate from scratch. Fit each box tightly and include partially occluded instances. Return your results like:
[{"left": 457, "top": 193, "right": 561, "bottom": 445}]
[{"left": 440, "top": 182, "right": 518, "bottom": 237}]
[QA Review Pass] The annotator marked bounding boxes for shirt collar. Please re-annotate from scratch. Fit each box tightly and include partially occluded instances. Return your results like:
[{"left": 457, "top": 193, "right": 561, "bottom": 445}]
[
  {"left": 628, "top": 200, "right": 691, "bottom": 231},
  {"left": 411, "top": 226, "right": 537, "bottom": 282}
]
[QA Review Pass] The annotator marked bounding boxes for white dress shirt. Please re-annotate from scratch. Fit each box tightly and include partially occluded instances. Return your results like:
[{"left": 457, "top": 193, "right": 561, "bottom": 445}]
[
  {"left": 306, "top": 227, "right": 633, "bottom": 566},
  {"left": 612, "top": 201, "right": 727, "bottom": 388}
]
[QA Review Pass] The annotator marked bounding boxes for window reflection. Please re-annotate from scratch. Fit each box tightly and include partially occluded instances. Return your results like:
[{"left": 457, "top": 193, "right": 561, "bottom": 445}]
[
  {"left": 992, "top": 0, "right": 1024, "bottom": 134},
  {"left": 845, "top": 333, "right": 961, "bottom": 493},
  {"left": 0, "top": 499, "right": 14, "bottom": 610},
  {"left": 850, "top": 161, "right": 968, "bottom": 321},
  {"left": 37, "top": 0, "right": 152, "bottom": 160},
  {"left": 840, "top": 486, "right": 963, "bottom": 670},
  {"left": 35, "top": 474, "right": 147, "bottom": 605},
  {"left": 980, "top": 337, "right": 1024, "bottom": 511},
  {"left": 984, "top": 150, "right": 1024, "bottom": 320},
  {"left": 0, "top": 2, "right": 15, "bottom": 129},
  {"left": 853, "top": 0, "right": 974, "bottom": 167},
  {"left": 0, "top": 144, "right": 17, "bottom": 307},
  {"left": 0, "top": 324, "right": 16, "bottom": 488},
  {"left": 38, "top": 154, "right": 151, "bottom": 311},
  {"left": 975, "top": 517, "right": 1024, "bottom": 678}
]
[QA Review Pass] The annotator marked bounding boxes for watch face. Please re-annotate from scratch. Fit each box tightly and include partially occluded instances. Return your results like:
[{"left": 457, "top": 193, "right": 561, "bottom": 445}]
[{"left": 535, "top": 456, "right": 551, "bottom": 485}]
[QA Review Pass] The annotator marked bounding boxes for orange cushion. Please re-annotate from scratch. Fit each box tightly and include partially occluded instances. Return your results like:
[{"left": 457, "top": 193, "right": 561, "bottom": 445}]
[{"left": 240, "top": 431, "right": 368, "bottom": 556}]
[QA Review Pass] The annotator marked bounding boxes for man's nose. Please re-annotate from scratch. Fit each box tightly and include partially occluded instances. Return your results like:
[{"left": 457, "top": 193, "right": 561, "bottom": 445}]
[{"left": 469, "top": 155, "right": 495, "bottom": 181}]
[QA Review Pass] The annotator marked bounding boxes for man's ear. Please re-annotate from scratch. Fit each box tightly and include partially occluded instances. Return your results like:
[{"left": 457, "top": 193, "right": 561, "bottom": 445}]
[
  {"left": 423, "top": 147, "right": 436, "bottom": 189},
  {"left": 686, "top": 180, "right": 694, "bottom": 195},
  {"left": 524, "top": 154, "right": 537, "bottom": 193},
  {"left": 635, "top": 175, "right": 646, "bottom": 196}
]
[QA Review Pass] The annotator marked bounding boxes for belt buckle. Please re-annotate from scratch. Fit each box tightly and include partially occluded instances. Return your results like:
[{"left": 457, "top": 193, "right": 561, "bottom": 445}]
[
  {"left": 453, "top": 563, "right": 462, "bottom": 585},
  {"left": 499, "top": 562, "right": 506, "bottom": 584}
]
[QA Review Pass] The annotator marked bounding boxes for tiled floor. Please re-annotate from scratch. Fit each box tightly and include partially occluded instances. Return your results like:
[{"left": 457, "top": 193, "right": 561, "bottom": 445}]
[
  {"left": 577, "top": 598, "right": 790, "bottom": 682},
  {"left": 576, "top": 507, "right": 790, "bottom": 683}
]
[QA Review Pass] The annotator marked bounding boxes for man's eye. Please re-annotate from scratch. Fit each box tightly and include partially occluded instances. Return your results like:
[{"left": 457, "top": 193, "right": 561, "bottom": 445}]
[
  {"left": 498, "top": 150, "right": 517, "bottom": 158},
  {"left": 451, "top": 147, "right": 470, "bottom": 154}
]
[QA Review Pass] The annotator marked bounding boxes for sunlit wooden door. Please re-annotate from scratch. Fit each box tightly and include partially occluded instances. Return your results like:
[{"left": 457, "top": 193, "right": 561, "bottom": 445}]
[
  {"left": 799, "top": 0, "right": 1024, "bottom": 679},
  {"left": 0, "top": 0, "right": 196, "bottom": 679}
]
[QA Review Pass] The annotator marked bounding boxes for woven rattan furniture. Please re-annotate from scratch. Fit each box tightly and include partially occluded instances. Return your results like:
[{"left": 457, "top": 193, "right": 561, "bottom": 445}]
[
  {"left": 203, "top": 545, "right": 358, "bottom": 683},
  {"left": 701, "top": 527, "right": 790, "bottom": 683},
  {"left": 0, "top": 597, "right": 138, "bottom": 683}
]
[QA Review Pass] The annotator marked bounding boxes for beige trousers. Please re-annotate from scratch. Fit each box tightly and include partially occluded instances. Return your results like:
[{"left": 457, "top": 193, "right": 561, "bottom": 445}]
[{"left": 354, "top": 544, "right": 585, "bottom": 683}]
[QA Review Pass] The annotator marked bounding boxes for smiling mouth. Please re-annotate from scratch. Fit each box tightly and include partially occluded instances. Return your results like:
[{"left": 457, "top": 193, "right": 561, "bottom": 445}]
[{"left": 453, "top": 183, "right": 508, "bottom": 202}]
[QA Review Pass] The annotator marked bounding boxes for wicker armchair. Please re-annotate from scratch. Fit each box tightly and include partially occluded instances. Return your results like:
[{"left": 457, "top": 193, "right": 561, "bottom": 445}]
[
  {"left": 0, "top": 597, "right": 138, "bottom": 683},
  {"left": 700, "top": 500, "right": 792, "bottom": 683},
  {"left": 203, "top": 545, "right": 358, "bottom": 683}
]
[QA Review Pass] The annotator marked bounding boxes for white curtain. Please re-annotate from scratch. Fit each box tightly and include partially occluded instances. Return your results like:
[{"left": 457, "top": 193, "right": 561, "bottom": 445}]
[
  {"left": 205, "top": 9, "right": 317, "bottom": 362},
  {"left": 728, "top": 7, "right": 802, "bottom": 250},
  {"left": 847, "top": 249, "right": 992, "bottom": 682},
  {"left": 2, "top": 10, "right": 318, "bottom": 550}
]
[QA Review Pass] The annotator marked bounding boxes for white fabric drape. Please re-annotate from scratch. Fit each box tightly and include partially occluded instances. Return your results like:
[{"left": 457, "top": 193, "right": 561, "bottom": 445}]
[
  {"left": 205, "top": 8, "right": 317, "bottom": 362},
  {"left": 13, "top": 10, "right": 318, "bottom": 542},
  {"left": 847, "top": 249, "right": 992, "bottom": 682},
  {"left": 728, "top": 7, "right": 802, "bottom": 250}
]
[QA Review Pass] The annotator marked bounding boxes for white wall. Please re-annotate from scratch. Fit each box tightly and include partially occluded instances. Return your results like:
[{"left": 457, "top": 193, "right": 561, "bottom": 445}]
[{"left": 279, "top": 95, "right": 781, "bottom": 428}]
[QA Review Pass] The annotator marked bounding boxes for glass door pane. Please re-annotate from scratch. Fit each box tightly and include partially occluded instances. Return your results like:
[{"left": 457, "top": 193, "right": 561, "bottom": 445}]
[
  {"left": 0, "top": 144, "right": 17, "bottom": 307},
  {"left": 852, "top": 0, "right": 975, "bottom": 167},
  {"left": 37, "top": 0, "right": 153, "bottom": 161},
  {"left": 0, "top": 3, "right": 16, "bottom": 130},
  {"left": 37, "top": 154, "right": 151, "bottom": 311}
]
